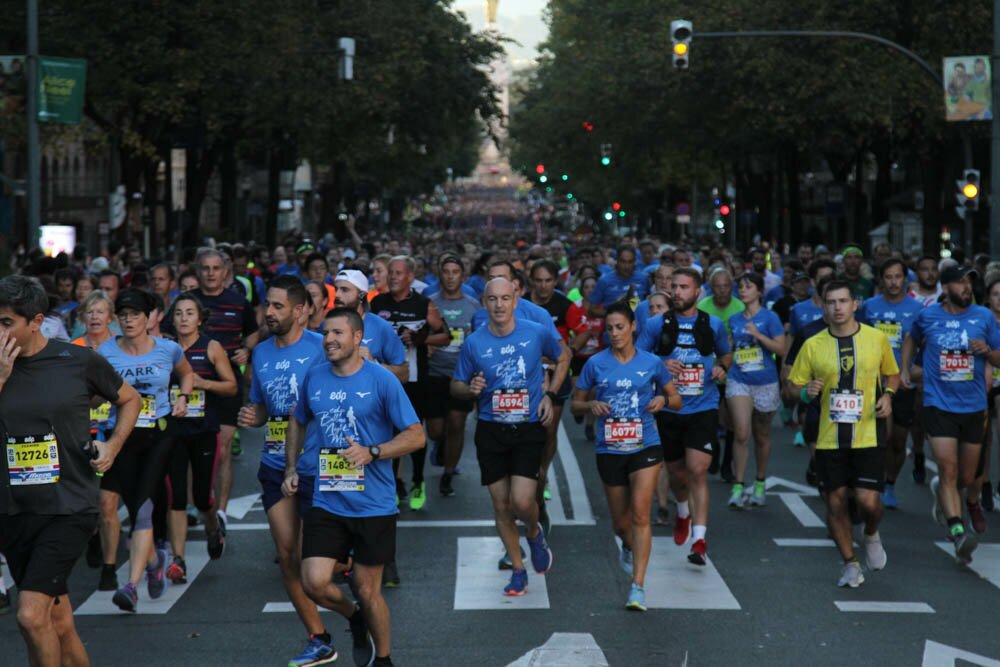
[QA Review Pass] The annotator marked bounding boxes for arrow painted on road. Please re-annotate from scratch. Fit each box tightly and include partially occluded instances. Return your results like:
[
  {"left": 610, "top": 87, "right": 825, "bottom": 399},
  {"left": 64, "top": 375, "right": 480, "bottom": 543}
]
[
  {"left": 506, "top": 633, "right": 609, "bottom": 667},
  {"left": 922, "top": 639, "right": 1000, "bottom": 666},
  {"left": 226, "top": 493, "right": 262, "bottom": 520}
]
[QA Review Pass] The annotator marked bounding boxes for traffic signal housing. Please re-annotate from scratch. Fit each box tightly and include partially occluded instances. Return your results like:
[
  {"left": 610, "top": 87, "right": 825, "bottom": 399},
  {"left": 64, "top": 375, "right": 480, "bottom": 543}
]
[
  {"left": 957, "top": 169, "right": 980, "bottom": 212},
  {"left": 671, "top": 20, "right": 692, "bottom": 69}
]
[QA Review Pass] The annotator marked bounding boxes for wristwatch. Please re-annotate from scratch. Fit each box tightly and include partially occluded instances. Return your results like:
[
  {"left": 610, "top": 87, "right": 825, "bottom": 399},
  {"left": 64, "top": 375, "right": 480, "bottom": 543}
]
[
  {"left": 545, "top": 391, "right": 558, "bottom": 401},
  {"left": 369, "top": 446, "right": 382, "bottom": 461}
]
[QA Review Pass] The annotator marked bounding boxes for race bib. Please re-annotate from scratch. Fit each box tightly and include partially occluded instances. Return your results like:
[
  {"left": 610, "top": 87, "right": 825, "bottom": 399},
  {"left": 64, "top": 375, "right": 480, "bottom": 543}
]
[
  {"left": 940, "top": 349, "right": 973, "bottom": 382},
  {"left": 829, "top": 389, "right": 864, "bottom": 423},
  {"left": 446, "top": 327, "right": 465, "bottom": 352},
  {"left": 318, "top": 447, "right": 364, "bottom": 492},
  {"left": 265, "top": 417, "right": 289, "bottom": 458},
  {"left": 90, "top": 402, "right": 111, "bottom": 430},
  {"left": 137, "top": 394, "right": 158, "bottom": 428},
  {"left": 734, "top": 343, "right": 764, "bottom": 373},
  {"left": 676, "top": 363, "right": 705, "bottom": 396},
  {"left": 6, "top": 433, "right": 60, "bottom": 486},
  {"left": 492, "top": 388, "right": 530, "bottom": 422},
  {"left": 874, "top": 320, "right": 902, "bottom": 348},
  {"left": 604, "top": 418, "right": 642, "bottom": 451},
  {"left": 992, "top": 366, "right": 1000, "bottom": 389},
  {"left": 170, "top": 386, "right": 206, "bottom": 418}
]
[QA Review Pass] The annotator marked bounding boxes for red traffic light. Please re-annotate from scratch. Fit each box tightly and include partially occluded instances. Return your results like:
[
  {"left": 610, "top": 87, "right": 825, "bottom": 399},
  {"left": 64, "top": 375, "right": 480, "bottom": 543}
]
[
  {"left": 535, "top": 164, "right": 546, "bottom": 174},
  {"left": 612, "top": 202, "right": 621, "bottom": 211},
  {"left": 581, "top": 121, "right": 594, "bottom": 132},
  {"left": 719, "top": 204, "right": 731, "bottom": 216}
]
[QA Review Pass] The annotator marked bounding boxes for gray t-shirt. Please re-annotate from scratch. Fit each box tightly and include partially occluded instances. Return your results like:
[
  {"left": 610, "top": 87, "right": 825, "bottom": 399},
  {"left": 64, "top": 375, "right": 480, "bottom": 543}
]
[{"left": 429, "top": 293, "right": 481, "bottom": 378}]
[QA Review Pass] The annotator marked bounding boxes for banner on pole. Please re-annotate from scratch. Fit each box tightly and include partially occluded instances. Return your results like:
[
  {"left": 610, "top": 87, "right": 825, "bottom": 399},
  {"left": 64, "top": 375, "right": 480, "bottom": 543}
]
[
  {"left": 37, "top": 57, "right": 86, "bottom": 124},
  {"left": 944, "top": 55, "right": 992, "bottom": 121}
]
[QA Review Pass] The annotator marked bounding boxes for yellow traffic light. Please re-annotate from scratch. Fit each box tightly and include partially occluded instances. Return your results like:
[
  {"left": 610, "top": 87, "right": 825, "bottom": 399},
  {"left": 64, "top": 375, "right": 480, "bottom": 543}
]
[
  {"left": 963, "top": 183, "right": 979, "bottom": 199},
  {"left": 673, "top": 43, "right": 689, "bottom": 56}
]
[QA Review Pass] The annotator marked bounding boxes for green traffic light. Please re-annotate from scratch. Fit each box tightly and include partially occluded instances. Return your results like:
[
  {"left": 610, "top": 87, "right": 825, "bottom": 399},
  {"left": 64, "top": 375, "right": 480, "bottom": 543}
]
[
  {"left": 601, "top": 157, "right": 611, "bottom": 166},
  {"left": 545, "top": 187, "right": 553, "bottom": 193},
  {"left": 561, "top": 174, "right": 568, "bottom": 181},
  {"left": 618, "top": 211, "right": 626, "bottom": 217},
  {"left": 567, "top": 193, "right": 574, "bottom": 199},
  {"left": 539, "top": 175, "right": 548, "bottom": 183}
]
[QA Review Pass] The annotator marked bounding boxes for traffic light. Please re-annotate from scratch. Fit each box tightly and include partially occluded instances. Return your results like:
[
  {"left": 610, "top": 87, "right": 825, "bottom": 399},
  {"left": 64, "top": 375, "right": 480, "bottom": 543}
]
[
  {"left": 539, "top": 175, "right": 548, "bottom": 183},
  {"left": 581, "top": 121, "right": 594, "bottom": 132},
  {"left": 671, "top": 20, "right": 692, "bottom": 69},
  {"left": 535, "top": 164, "right": 545, "bottom": 175},
  {"left": 956, "top": 169, "right": 980, "bottom": 214},
  {"left": 561, "top": 174, "right": 569, "bottom": 181},
  {"left": 600, "top": 143, "right": 612, "bottom": 167}
]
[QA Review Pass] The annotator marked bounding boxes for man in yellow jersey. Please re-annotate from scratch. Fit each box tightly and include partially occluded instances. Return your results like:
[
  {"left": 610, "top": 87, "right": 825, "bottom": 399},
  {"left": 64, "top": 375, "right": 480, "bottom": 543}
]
[{"left": 788, "top": 279, "right": 899, "bottom": 588}]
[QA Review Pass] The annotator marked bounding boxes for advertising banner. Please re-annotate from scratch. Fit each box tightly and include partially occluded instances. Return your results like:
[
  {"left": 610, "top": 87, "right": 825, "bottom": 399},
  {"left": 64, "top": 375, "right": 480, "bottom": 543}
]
[{"left": 945, "top": 55, "right": 992, "bottom": 121}]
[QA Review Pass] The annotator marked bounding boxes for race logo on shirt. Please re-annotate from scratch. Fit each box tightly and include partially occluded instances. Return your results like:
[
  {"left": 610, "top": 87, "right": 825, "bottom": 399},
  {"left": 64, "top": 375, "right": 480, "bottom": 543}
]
[{"left": 265, "top": 374, "right": 300, "bottom": 414}]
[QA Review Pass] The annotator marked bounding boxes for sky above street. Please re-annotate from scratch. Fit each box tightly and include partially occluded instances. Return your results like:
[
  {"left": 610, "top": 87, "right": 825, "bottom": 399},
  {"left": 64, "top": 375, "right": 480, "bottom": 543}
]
[{"left": 452, "top": 0, "right": 546, "bottom": 68}]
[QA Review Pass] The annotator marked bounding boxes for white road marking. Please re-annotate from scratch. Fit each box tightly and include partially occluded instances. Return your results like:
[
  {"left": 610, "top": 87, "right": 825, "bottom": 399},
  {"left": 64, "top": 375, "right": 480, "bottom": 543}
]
[
  {"left": 75, "top": 551, "right": 210, "bottom": 615},
  {"left": 262, "top": 602, "right": 332, "bottom": 613},
  {"left": 922, "top": 639, "right": 1000, "bottom": 666},
  {"left": 454, "top": 537, "right": 549, "bottom": 610},
  {"left": 776, "top": 493, "right": 825, "bottom": 528},
  {"left": 934, "top": 542, "right": 1000, "bottom": 589},
  {"left": 773, "top": 538, "right": 839, "bottom": 547},
  {"left": 766, "top": 476, "right": 820, "bottom": 496},
  {"left": 506, "top": 633, "right": 609, "bottom": 667},
  {"left": 835, "top": 601, "right": 934, "bottom": 613},
  {"left": 226, "top": 493, "right": 262, "bottom": 520},
  {"left": 557, "top": 421, "right": 595, "bottom": 525},
  {"left": 544, "top": 459, "right": 568, "bottom": 525},
  {"left": 640, "top": 537, "right": 740, "bottom": 610}
]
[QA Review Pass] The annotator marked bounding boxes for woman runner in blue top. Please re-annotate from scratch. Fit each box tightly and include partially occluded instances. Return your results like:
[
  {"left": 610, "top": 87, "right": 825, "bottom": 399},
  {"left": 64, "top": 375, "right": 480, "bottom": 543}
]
[
  {"left": 97, "top": 288, "right": 195, "bottom": 612},
  {"left": 572, "top": 301, "right": 681, "bottom": 612},
  {"left": 725, "top": 273, "right": 786, "bottom": 509}
]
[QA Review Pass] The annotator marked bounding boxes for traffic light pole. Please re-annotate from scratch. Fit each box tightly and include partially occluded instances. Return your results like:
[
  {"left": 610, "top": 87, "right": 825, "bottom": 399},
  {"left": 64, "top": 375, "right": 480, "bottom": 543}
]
[{"left": 26, "top": 0, "right": 40, "bottom": 251}]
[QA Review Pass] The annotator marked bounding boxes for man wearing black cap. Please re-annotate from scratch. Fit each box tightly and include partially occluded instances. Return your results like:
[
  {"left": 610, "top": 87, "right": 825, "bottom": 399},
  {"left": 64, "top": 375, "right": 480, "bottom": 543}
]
[{"left": 902, "top": 266, "right": 1000, "bottom": 565}]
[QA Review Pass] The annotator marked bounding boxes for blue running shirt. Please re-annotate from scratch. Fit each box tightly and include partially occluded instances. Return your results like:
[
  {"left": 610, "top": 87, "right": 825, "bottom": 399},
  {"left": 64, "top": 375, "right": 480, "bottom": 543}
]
[
  {"left": 636, "top": 312, "right": 730, "bottom": 414},
  {"left": 589, "top": 271, "right": 650, "bottom": 308},
  {"left": 454, "top": 319, "right": 564, "bottom": 423},
  {"left": 249, "top": 330, "right": 326, "bottom": 473},
  {"left": 909, "top": 303, "right": 1000, "bottom": 413},
  {"left": 294, "top": 361, "right": 419, "bottom": 517},
  {"left": 789, "top": 299, "right": 824, "bottom": 338},
  {"left": 857, "top": 294, "right": 923, "bottom": 367},
  {"left": 575, "top": 349, "right": 672, "bottom": 454},
  {"left": 360, "top": 313, "right": 406, "bottom": 366},
  {"left": 728, "top": 308, "right": 784, "bottom": 385},
  {"left": 99, "top": 337, "right": 182, "bottom": 430}
]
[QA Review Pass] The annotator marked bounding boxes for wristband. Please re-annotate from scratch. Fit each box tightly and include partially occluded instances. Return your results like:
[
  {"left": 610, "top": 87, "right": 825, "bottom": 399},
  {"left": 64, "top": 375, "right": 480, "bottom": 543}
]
[
  {"left": 545, "top": 390, "right": 558, "bottom": 401},
  {"left": 884, "top": 387, "right": 896, "bottom": 395},
  {"left": 799, "top": 387, "right": 811, "bottom": 403}
]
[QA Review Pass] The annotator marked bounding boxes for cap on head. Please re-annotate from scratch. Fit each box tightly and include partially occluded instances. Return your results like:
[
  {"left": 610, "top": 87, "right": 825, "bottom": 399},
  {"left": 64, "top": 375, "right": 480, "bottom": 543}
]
[
  {"left": 940, "top": 266, "right": 978, "bottom": 286},
  {"left": 115, "top": 288, "right": 156, "bottom": 315},
  {"left": 335, "top": 269, "right": 369, "bottom": 293}
]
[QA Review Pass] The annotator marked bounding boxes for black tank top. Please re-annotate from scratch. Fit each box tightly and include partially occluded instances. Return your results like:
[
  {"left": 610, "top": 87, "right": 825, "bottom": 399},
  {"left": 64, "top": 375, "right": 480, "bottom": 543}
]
[{"left": 173, "top": 334, "right": 220, "bottom": 434}]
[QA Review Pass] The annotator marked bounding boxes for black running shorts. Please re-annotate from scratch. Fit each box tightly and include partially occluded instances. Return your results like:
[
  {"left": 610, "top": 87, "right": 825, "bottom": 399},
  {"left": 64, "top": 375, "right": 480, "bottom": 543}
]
[
  {"left": 0, "top": 512, "right": 97, "bottom": 597},
  {"left": 922, "top": 406, "right": 988, "bottom": 444},
  {"left": 656, "top": 410, "right": 718, "bottom": 463},
  {"left": 474, "top": 420, "right": 545, "bottom": 486},
  {"left": 301, "top": 507, "right": 396, "bottom": 566},
  {"left": 814, "top": 447, "right": 885, "bottom": 493},
  {"left": 596, "top": 448, "right": 663, "bottom": 487}
]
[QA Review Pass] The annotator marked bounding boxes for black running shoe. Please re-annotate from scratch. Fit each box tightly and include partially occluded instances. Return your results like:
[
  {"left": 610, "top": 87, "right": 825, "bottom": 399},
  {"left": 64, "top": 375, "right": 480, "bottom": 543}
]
[
  {"left": 439, "top": 472, "right": 455, "bottom": 497},
  {"left": 98, "top": 564, "right": 118, "bottom": 591},
  {"left": 348, "top": 605, "right": 375, "bottom": 667},
  {"left": 805, "top": 459, "right": 819, "bottom": 487},
  {"left": 383, "top": 561, "right": 400, "bottom": 588}
]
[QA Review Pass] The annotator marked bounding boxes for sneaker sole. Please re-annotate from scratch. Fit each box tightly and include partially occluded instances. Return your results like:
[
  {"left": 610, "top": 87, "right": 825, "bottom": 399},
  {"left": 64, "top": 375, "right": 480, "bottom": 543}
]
[
  {"left": 956, "top": 535, "right": 978, "bottom": 564},
  {"left": 290, "top": 651, "right": 338, "bottom": 667},
  {"left": 687, "top": 554, "right": 706, "bottom": 566},
  {"left": 112, "top": 592, "right": 137, "bottom": 612},
  {"left": 352, "top": 632, "right": 375, "bottom": 667},
  {"left": 503, "top": 588, "right": 527, "bottom": 597},
  {"left": 838, "top": 575, "right": 865, "bottom": 588},
  {"left": 625, "top": 602, "right": 647, "bottom": 612}
]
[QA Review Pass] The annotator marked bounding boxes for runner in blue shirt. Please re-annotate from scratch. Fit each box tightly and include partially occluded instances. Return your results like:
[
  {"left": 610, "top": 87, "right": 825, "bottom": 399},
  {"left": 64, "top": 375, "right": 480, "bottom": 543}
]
[
  {"left": 857, "top": 258, "right": 924, "bottom": 509},
  {"left": 572, "top": 301, "right": 680, "bottom": 612},
  {"left": 902, "top": 266, "right": 1000, "bottom": 565},
  {"left": 587, "top": 246, "right": 650, "bottom": 315},
  {"left": 332, "top": 270, "right": 407, "bottom": 383},
  {"left": 636, "top": 268, "right": 731, "bottom": 567},
  {"left": 287, "top": 307, "right": 424, "bottom": 667},
  {"left": 237, "top": 275, "right": 334, "bottom": 667},
  {"left": 724, "top": 273, "right": 786, "bottom": 510},
  {"left": 98, "top": 288, "right": 194, "bottom": 612},
  {"left": 452, "top": 277, "right": 568, "bottom": 597}
]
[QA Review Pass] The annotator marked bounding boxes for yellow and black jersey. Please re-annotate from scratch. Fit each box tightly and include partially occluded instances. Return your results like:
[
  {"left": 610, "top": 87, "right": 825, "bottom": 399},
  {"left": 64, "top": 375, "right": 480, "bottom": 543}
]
[{"left": 788, "top": 324, "right": 899, "bottom": 450}]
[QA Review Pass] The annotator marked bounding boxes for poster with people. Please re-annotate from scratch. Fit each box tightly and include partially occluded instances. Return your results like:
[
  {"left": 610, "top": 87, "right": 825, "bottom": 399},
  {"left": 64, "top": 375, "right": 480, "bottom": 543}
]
[{"left": 944, "top": 55, "right": 992, "bottom": 121}]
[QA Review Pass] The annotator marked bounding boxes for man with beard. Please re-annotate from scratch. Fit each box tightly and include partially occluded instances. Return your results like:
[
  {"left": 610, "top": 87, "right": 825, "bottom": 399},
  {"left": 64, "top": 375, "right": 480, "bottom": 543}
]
[
  {"left": 237, "top": 276, "right": 332, "bottom": 667},
  {"left": 749, "top": 247, "right": 781, "bottom": 294},
  {"left": 637, "top": 268, "right": 731, "bottom": 566},
  {"left": 910, "top": 255, "right": 943, "bottom": 307},
  {"left": 333, "top": 270, "right": 406, "bottom": 384},
  {"left": 902, "top": 267, "right": 1000, "bottom": 565},
  {"left": 857, "top": 259, "right": 923, "bottom": 510},
  {"left": 840, "top": 245, "right": 875, "bottom": 300}
]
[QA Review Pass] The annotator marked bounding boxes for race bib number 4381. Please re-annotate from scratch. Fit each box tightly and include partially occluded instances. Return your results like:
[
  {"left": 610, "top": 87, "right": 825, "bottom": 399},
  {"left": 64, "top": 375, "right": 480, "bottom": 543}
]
[{"left": 6, "top": 433, "right": 60, "bottom": 486}]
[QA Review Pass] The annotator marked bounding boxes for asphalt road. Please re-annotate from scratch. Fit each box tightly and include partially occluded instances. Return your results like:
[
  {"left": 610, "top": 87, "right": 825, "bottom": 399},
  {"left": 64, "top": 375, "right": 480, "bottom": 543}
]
[{"left": 3, "top": 413, "right": 1000, "bottom": 667}]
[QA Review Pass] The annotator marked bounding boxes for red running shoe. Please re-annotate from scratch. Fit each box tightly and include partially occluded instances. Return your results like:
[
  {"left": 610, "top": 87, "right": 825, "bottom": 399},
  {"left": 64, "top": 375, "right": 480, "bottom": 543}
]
[
  {"left": 687, "top": 538, "right": 707, "bottom": 566},
  {"left": 674, "top": 515, "right": 691, "bottom": 545}
]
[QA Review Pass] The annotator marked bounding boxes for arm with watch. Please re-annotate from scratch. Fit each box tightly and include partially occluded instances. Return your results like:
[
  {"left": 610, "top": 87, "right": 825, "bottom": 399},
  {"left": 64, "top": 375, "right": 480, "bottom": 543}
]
[{"left": 338, "top": 423, "right": 426, "bottom": 469}]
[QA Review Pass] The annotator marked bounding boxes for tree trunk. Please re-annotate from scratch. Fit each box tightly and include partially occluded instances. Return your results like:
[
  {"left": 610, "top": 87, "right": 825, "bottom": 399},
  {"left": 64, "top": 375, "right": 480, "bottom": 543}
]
[{"left": 265, "top": 146, "right": 281, "bottom": 249}]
